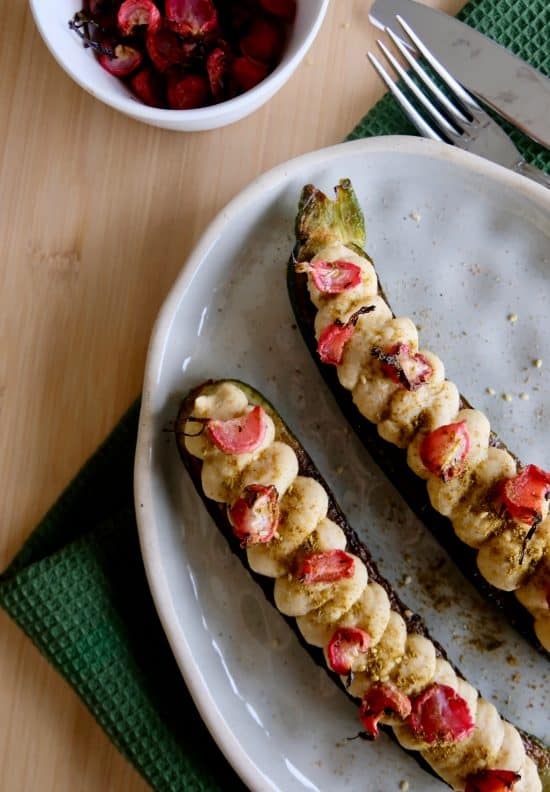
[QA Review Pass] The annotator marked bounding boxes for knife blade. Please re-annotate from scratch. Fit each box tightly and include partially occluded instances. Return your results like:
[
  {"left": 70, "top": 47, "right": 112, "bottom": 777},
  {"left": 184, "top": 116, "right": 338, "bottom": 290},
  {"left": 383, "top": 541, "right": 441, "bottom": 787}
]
[{"left": 369, "top": 0, "right": 550, "bottom": 148}]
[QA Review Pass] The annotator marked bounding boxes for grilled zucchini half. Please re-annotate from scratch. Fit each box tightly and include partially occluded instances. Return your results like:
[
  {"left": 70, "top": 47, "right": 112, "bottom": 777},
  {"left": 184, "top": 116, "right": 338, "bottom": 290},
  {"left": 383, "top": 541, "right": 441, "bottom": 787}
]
[
  {"left": 287, "top": 179, "right": 550, "bottom": 658},
  {"left": 175, "top": 379, "right": 549, "bottom": 791}
]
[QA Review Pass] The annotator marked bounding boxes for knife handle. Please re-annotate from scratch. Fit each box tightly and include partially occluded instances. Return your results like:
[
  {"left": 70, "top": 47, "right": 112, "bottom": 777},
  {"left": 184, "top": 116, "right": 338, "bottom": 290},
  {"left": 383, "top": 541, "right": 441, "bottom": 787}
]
[{"left": 514, "top": 160, "right": 550, "bottom": 190}]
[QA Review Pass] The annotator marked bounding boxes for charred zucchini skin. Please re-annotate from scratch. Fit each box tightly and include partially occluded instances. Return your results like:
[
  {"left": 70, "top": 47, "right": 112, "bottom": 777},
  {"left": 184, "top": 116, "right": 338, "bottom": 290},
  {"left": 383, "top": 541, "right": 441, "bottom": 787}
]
[
  {"left": 175, "top": 379, "right": 550, "bottom": 786},
  {"left": 287, "top": 180, "right": 546, "bottom": 659}
]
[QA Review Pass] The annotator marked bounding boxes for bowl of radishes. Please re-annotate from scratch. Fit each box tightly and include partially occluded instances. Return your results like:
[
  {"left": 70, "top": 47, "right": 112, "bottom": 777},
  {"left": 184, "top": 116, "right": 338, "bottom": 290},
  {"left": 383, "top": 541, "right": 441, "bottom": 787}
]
[{"left": 30, "top": 0, "right": 329, "bottom": 130}]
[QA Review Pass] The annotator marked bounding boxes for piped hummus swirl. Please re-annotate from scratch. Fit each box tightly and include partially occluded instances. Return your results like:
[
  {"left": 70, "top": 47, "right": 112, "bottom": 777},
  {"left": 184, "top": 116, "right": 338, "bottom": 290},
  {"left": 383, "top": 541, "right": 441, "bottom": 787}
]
[{"left": 182, "top": 381, "right": 541, "bottom": 792}]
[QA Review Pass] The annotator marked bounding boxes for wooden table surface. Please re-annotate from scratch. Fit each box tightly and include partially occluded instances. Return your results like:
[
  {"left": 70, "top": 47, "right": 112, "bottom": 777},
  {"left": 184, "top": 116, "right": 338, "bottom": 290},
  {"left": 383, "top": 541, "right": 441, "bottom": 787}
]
[{"left": 0, "top": 0, "right": 464, "bottom": 789}]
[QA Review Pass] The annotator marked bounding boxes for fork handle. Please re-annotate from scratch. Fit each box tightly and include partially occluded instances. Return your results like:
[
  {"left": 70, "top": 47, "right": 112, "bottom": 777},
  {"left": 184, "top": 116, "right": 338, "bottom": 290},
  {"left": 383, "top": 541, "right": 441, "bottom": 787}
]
[{"left": 513, "top": 160, "right": 550, "bottom": 189}]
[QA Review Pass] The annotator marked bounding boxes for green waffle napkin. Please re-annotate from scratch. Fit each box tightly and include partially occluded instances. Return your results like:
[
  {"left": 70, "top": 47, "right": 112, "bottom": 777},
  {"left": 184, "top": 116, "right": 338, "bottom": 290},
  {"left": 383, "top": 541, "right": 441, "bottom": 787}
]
[{"left": 1, "top": 1, "right": 548, "bottom": 790}]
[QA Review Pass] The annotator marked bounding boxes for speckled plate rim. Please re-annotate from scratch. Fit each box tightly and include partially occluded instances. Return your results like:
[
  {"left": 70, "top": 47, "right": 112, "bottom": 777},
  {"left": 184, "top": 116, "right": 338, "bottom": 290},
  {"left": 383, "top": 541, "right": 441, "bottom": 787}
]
[{"left": 134, "top": 136, "right": 550, "bottom": 791}]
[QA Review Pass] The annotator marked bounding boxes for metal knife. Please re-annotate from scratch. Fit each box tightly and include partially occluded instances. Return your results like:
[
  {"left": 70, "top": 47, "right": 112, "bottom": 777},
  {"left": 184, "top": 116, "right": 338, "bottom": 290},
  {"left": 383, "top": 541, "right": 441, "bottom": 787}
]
[{"left": 369, "top": 0, "right": 550, "bottom": 148}]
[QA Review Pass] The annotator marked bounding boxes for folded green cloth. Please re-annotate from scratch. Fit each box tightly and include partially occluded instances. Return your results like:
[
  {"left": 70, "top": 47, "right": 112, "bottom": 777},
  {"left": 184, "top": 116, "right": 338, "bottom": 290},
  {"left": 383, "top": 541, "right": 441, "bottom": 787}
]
[
  {"left": 1, "top": 401, "right": 243, "bottom": 791},
  {"left": 1, "top": 1, "right": 548, "bottom": 790}
]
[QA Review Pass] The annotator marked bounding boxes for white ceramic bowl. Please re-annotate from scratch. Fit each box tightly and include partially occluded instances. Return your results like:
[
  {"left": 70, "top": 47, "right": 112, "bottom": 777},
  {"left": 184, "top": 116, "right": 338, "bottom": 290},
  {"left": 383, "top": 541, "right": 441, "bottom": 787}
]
[{"left": 29, "top": 0, "right": 329, "bottom": 131}]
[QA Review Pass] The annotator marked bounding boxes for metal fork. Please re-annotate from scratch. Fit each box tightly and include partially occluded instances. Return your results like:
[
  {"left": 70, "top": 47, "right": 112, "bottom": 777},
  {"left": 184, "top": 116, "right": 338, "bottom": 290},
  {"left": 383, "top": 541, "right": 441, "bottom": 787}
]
[{"left": 368, "top": 16, "right": 550, "bottom": 189}]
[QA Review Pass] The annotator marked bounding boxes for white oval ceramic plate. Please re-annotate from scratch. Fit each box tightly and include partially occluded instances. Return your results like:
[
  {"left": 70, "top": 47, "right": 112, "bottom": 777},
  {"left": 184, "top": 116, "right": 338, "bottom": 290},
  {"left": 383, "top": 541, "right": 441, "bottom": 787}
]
[{"left": 135, "top": 137, "right": 550, "bottom": 792}]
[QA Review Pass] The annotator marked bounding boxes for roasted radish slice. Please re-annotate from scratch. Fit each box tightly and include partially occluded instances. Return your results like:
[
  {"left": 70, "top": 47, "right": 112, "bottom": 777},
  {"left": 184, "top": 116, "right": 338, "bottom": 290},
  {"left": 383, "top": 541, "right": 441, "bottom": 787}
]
[
  {"left": 260, "top": 0, "right": 296, "bottom": 22},
  {"left": 228, "top": 484, "right": 279, "bottom": 545},
  {"left": 359, "top": 683, "right": 412, "bottom": 739},
  {"left": 98, "top": 44, "right": 142, "bottom": 76},
  {"left": 297, "top": 259, "right": 362, "bottom": 294},
  {"left": 146, "top": 26, "right": 189, "bottom": 73},
  {"left": 240, "top": 17, "right": 283, "bottom": 63},
  {"left": 206, "top": 46, "right": 227, "bottom": 98},
  {"left": 326, "top": 627, "right": 370, "bottom": 674},
  {"left": 465, "top": 769, "right": 522, "bottom": 792},
  {"left": 207, "top": 405, "right": 267, "bottom": 454},
  {"left": 297, "top": 550, "right": 355, "bottom": 584},
  {"left": 419, "top": 420, "right": 471, "bottom": 481},
  {"left": 408, "top": 683, "right": 474, "bottom": 744},
  {"left": 129, "top": 67, "right": 165, "bottom": 107},
  {"left": 167, "top": 73, "right": 209, "bottom": 109},
  {"left": 498, "top": 465, "right": 550, "bottom": 526},
  {"left": 317, "top": 306, "right": 376, "bottom": 365},
  {"left": 165, "top": 0, "right": 218, "bottom": 36},
  {"left": 117, "top": 0, "right": 160, "bottom": 35},
  {"left": 317, "top": 322, "right": 356, "bottom": 366},
  {"left": 231, "top": 55, "right": 270, "bottom": 92},
  {"left": 373, "top": 343, "right": 432, "bottom": 391}
]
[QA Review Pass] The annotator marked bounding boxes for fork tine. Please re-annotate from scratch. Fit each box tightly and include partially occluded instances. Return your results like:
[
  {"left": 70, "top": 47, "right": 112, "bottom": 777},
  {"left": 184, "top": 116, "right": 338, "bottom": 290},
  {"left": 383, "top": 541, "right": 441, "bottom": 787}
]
[
  {"left": 367, "top": 52, "right": 444, "bottom": 142},
  {"left": 376, "top": 38, "right": 461, "bottom": 139},
  {"left": 395, "top": 15, "right": 482, "bottom": 113},
  {"left": 385, "top": 26, "right": 470, "bottom": 127}
]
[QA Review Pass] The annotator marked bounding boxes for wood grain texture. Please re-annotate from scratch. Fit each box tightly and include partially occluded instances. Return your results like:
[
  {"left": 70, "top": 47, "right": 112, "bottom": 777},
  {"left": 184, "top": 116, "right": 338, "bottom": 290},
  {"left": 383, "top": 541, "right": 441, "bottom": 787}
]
[{"left": 0, "top": 0, "right": 464, "bottom": 788}]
